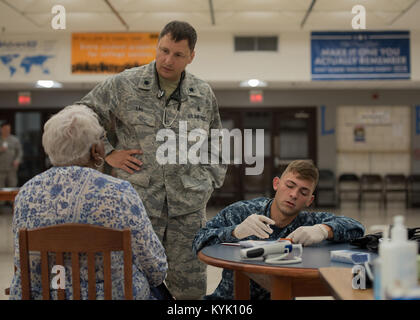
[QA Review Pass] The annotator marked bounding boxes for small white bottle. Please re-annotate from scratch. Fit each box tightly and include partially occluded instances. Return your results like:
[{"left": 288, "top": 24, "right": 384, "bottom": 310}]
[
  {"left": 380, "top": 216, "right": 418, "bottom": 299},
  {"left": 371, "top": 224, "right": 389, "bottom": 300}
]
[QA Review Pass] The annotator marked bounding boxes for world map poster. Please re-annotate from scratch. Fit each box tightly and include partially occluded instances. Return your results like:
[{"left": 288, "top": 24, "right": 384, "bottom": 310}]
[{"left": 0, "top": 39, "right": 56, "bottom": 78}]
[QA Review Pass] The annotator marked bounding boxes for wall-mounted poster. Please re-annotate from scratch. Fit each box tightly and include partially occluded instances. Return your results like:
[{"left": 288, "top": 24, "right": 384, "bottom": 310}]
[
  {"left": 311, "top": 31, "right": 410, "bottom": 80},
  {"left": 354, "top": 125, "right": 365, "bottom": 142},
  {"left": 72, "top": 33, "right": 159, "bottom": 74},
  {"left": 0, "top": 39, "right": 57, "bottom": 78}
]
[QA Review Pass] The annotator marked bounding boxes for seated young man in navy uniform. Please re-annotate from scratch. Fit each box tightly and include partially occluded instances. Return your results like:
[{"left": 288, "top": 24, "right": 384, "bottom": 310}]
[{"left": 193, "top": 159, "right": 365, "bottom": 300}]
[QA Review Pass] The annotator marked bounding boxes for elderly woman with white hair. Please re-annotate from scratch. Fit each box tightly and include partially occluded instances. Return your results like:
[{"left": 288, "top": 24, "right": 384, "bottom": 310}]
[{"left": 9, "top": 104, "right": 168, "bottom": 300}]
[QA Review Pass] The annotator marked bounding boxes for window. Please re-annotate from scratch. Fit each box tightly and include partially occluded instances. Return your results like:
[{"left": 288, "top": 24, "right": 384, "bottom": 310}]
[{"left": 234, "top": 36, "right": 278, "bottom": 52}]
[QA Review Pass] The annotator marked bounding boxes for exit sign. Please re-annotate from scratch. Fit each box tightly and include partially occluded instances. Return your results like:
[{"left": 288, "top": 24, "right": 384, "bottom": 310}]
[
  {"left": 250, "top": 90, "right": 263, "bottom": 103},
  {"left": 18, "top": 92, "right": 31, "bottom": 105}
]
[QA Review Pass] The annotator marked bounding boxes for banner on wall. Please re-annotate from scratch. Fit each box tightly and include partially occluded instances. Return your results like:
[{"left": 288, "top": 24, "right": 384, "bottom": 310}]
[
  {"left": 311, "top": 31, "right": 410, "bottom": 80},
  {"left": 357, "top": 110, "right": 391, "bottom": 125},
  {"left": 71, "top": 33, "right": 159, "bottom": 74},
  {"left": 0, "top": 39, "right": 57, "bottom": 78}
]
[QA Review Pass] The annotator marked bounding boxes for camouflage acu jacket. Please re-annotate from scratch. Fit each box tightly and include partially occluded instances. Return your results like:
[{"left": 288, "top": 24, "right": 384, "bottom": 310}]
[
  {"left": 192, "top": 197, "right": 365, "bottom": 299},
  {"left": 0, "top": 134, "right": 23, "bottom": 173},
  {"left": 78, "top": 61, "right": 227, "bottom": 217}
]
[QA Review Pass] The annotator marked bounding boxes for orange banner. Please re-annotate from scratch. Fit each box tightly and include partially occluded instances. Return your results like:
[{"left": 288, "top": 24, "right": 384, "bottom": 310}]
[{"left": 72, "top": 33, "right": 158, "bottom": 74}]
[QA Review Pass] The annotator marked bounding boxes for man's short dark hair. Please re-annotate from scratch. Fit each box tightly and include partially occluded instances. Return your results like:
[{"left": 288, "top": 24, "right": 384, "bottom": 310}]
[
  {"left": 159, "top": 20, "right": 197, "bottom": 51},
  {"left": 1, "top": 121, "right": 10, "bottom": 128},
  {"left": 280, "top": 160, "right": 319, "bottom": 187}
]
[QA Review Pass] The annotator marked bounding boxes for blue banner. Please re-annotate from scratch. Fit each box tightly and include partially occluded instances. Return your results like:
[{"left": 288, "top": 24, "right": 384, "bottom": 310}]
[{"left": 311, "top": 31, "right": 410, "bottom": 80}]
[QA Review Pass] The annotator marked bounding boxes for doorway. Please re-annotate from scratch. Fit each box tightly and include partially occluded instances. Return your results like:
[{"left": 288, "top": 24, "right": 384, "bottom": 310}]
[
  {"left": 0, "top": 108, "right": 60, "bottom": 186},
  {"left": 210, "top": 107, "right": 317, "bottom": 205}
]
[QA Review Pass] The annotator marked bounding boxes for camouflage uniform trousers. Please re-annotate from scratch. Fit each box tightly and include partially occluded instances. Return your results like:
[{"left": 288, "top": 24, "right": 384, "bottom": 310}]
[{"left": 149, "top": 199, "right": 207, "bottom": 300}]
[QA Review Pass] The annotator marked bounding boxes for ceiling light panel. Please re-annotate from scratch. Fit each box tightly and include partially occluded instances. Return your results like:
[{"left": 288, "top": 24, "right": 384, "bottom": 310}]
[
  {"left": 306, "top": 10, "right": 407, "bottom": 29},
  {"left": 111, "top": 0, "right": 209, "bottom": 12},
  {"left": 0, "top": 1, "right": 42, "bottom": 32},
  {"left": 314, "top": 0, "right": 415, "bottom": 11},
  {"left": 67, "top": 13, "right": 127, "bottom": 31},
  {"left": 6, "top": 0, "right": 110, "bottom": 13},
  {"left": 213, "top": 0, "right": 312, "bottom": 11},
  {"left": 125, "top": 12, "right": 209, "bottom": 30},
  {"left": 217, "top": 11, "right": 304, "bottom": 30}
]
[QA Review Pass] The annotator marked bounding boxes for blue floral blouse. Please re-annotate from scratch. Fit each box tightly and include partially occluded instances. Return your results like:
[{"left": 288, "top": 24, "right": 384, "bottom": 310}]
[{"left": 9, "top": 166, "right": 168, "bottom": 300}]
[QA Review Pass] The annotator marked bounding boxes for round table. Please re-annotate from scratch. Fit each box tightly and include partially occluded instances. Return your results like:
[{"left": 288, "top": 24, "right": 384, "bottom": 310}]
[{"left": 198, "top": 241, "right": 375, "bottom": 299}]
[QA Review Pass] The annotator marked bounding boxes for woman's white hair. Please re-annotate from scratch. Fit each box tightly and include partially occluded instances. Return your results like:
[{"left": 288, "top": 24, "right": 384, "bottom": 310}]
[{"left": 42, "top": 104, "right": 104, "bottom": 166}]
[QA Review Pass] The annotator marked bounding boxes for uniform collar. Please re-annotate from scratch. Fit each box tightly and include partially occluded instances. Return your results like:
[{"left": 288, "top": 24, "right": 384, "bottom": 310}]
[
  {"left": 136, "top": 61, "right": 157, "bottom": 91},
  {"left": 264, "top": 198, "right": 274, "bottom": 217},
  {"left": 137, "top": 61, "right": 202, "bottom": 101}
]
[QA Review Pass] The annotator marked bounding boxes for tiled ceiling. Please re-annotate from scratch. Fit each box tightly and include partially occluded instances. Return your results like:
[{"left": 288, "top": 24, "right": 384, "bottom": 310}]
[{"left": 0, "top": 0, "right": 419, "bottom": 34}]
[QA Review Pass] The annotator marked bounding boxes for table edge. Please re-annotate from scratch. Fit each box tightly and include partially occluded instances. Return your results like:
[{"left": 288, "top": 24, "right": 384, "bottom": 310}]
[{"left": 198, "top": 250, "right": 320, "bottom": 279}]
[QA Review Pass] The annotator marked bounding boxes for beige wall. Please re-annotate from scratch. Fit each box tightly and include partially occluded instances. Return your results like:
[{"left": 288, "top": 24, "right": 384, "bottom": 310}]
[
  {"left": 1, "top": 30, "right": 420, "bottom": 85},
  {"left": 336, "top": 106, "right": 411, "bottom": 175}
]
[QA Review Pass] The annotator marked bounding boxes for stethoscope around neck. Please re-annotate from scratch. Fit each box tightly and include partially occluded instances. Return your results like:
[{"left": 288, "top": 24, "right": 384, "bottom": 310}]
[{"left": 156, "top": 66, "right": 185, "bottom": 128}]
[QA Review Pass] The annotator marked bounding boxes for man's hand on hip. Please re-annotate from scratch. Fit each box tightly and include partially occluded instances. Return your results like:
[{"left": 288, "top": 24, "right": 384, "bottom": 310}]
[
  {"left": 105, "top": 149, "right": 143, "bottom": 174},
  {"left": 12, "top": 160, "right": 19, "bottom": 169}
]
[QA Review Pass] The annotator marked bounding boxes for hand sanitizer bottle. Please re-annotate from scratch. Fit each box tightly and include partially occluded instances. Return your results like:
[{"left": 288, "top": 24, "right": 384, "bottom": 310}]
[{"left": 381, "top": 216, "right": 418, "bottom": 299}]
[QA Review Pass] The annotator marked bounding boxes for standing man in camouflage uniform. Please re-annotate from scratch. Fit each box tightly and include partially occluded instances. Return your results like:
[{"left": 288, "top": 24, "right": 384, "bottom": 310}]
[
  {"left": 78, "top": 21, "right": 227, "bottom": 299},
  {"left": 0, "top": 122, "right": 23, "bottom": 188}
]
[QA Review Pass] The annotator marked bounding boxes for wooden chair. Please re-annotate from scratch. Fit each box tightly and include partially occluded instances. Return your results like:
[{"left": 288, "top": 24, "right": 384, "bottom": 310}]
[{"left": 19, "top": 223, "right": 133, "bottom": 300}]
